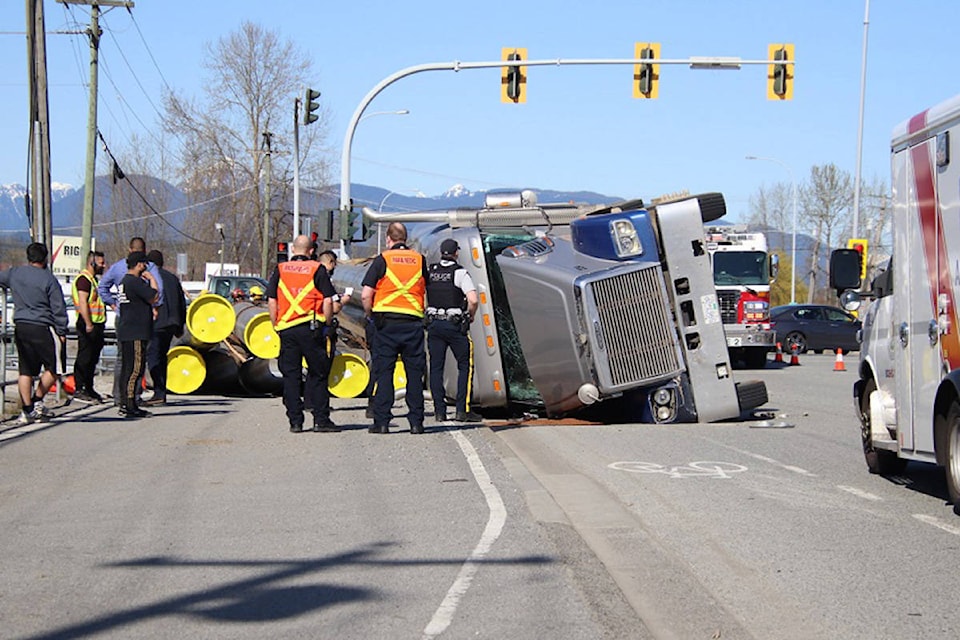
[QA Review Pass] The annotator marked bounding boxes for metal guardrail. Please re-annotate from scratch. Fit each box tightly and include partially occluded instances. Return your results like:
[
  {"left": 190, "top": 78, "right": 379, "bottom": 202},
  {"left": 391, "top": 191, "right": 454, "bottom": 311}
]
[{"left": 1, "top": 286, "right": 9, "bottom": 419}]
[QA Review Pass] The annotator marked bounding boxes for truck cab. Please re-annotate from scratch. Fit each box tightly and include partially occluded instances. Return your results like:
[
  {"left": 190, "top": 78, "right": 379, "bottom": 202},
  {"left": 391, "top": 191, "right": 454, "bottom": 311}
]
[
  {"left": 333, "top": 190, "right": 768, "bottom": 423},
  {"left": 705, "top": 227, "right": 778, "bottom": 368}
]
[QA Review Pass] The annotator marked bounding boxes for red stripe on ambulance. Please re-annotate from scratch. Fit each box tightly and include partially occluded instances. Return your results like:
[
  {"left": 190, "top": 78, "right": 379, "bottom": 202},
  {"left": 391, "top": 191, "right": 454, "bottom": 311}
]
[{"left": 909, "top": 109, "right": 960, "bottom": 370}]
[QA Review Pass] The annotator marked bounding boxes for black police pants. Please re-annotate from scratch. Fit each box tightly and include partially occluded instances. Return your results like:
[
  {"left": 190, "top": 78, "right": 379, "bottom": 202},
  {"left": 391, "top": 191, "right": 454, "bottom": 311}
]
[
  {"left": 278, "top": 323, "right": 331, "bottom": 427},
  {"left": 74, "top": 318, "right": 105, "bottom": 394},
  {"left": 371, "top": 319, "right": 425, "bottom": 429},
  {"left": 428, "top": 319, "right": 473, "bottom": 415}
]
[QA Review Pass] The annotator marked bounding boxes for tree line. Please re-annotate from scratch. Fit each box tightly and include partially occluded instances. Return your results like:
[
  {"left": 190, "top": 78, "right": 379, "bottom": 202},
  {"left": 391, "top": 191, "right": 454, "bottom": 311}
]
[{"left": 746, "top": 163, "right": 889, "bottom": 306}]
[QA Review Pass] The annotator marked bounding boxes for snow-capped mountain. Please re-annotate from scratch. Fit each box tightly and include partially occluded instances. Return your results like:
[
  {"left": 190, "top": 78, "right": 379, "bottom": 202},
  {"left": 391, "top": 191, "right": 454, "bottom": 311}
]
[
  {"left": 442, "top": 183, "right": 473, "bottom": 198},
  {"left": 0, "top": 183, "right": 76, "bottom": 232}
]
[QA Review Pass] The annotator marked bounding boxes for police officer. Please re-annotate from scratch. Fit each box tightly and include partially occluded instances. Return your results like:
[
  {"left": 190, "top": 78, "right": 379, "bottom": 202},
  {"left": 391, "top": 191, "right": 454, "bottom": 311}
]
[
  {"left": 426, "top": 239, "right": 481, "bottom": 423},
  {"left": 267, "top": 234, "right": 338, "bottom": 433},
  {"left": 361, "top": 222, "right": 428, "bottom": 434}
]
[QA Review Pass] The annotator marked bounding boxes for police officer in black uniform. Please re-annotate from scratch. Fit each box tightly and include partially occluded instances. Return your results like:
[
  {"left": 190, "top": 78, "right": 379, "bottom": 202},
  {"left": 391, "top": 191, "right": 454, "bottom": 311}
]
[{"left": 426, "top": 238, "right": 481, "bottom": 423}]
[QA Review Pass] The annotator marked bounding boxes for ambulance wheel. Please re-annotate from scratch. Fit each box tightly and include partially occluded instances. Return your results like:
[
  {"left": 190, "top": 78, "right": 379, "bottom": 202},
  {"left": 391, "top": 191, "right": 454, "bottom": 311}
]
[
  {"left": 944, "top": 401, "right": 960, "bottom": 510},
  {"left": 784, "top": 332, "right": 807, "bottom": 354},
  {"left": 860, "top": 379, "right": 907, "bottom": 475}
]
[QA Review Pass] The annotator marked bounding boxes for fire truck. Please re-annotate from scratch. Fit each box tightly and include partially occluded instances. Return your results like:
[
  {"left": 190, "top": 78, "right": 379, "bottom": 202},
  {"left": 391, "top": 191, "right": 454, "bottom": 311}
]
[
  {"left": 331, "top": 191, "right": 768, "bottom": 423},
  {"left": 704, "top": 226, "right": 778, "bottom": 368},
  {"left": 830, "top": 93, "right": 960, "bottom": 514}
]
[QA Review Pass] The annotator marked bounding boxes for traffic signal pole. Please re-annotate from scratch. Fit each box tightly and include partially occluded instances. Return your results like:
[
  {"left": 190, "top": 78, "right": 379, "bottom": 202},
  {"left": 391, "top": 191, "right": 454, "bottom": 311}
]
[{"left": 338, "top": 53, "right": 794, "bottom": 228}]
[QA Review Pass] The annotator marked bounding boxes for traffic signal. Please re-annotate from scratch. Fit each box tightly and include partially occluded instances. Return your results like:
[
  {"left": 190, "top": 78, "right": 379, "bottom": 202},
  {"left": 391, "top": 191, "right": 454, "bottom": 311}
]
[
  {"left": 847, "top": 238, "right": 868, "bottom": 281},
  {"left": 501, "top": 48, "right": 527, "bottom": 103},
  {"left": 633, "top": 42, "right": 660, "bottom": 99},
  {"left": 276, "top": 241, "right": 289, "bottom": 264},
  {"left": 303, "top": 88, "right": 321, "bottom": 125},
  {"left": 338, "top": 208, "right": 364, "bottom": 241},
  {"left": 767, "top": 44, "right": 794, "bottom": 100}
]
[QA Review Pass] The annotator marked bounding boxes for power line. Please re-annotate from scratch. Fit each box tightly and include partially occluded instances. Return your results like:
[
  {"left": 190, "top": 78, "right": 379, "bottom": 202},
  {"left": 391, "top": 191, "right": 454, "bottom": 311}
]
[
  {"left": 93, "top": 130, "right": 219, "bottom": 245},
  {"left": 125, "top": 7, "right": 174, "bottom": 95}
]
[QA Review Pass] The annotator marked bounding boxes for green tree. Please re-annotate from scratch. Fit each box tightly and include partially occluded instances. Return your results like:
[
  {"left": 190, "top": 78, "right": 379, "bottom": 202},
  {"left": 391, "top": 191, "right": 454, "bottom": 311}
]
[{"left": 768, "top": 249, "right": 808, "bottom": 307}]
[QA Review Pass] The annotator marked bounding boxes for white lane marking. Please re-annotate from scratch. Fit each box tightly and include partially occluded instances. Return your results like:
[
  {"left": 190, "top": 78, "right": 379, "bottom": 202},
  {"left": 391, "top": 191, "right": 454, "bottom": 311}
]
[
  {"left": 707, "top": 441, "right": 816, "bottom": 477},
  {"left": 836, "top": 485, "right": 883, "bottom": 501},
  {"left": 913, "top": 514, "right": 960, "bottom": 536},
  {"left": 422, "top": 430, "right": 507, "bottom": 639}
]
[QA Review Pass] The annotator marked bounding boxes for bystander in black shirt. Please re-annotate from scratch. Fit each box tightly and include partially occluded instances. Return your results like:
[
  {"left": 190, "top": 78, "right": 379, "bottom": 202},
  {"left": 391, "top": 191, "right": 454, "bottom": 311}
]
[{"left": 117, "top": 274, "right": 157, "bottom": 342}]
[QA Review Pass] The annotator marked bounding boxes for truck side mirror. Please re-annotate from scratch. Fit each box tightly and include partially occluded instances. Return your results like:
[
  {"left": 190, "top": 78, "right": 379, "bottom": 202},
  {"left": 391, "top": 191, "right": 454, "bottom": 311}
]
[
  {"left": 829, "top": 249, "right": 862, "bottom": 295},
  {"left": 769, "top": 253, "right": 779, "bottom": 282}
]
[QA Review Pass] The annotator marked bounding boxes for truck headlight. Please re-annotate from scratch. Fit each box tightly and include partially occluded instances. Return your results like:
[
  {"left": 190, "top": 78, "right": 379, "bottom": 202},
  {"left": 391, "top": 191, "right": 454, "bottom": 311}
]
[
  {"left": 610, "top": 219, "right": 642, "bottom": 258},
  {"left": 743, "top": 300, "right": 769, "bottom": 322}
]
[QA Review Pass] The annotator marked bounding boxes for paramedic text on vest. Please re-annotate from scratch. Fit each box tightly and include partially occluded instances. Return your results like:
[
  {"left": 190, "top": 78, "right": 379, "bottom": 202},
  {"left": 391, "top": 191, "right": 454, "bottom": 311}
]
[
  {"left": 361, "top": 221, "right": 429, "bottom": 434},
  {"left": 426, "top": 238, "right": 481, "bottom": 423},
  {"left": 267, "top": 234, "right": 339, "bottom": 433}
]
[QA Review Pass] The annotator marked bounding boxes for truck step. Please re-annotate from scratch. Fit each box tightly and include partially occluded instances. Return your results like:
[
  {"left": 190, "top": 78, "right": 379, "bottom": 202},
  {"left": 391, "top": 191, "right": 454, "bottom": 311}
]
[
  {"left": 871, "top": 436, "right": 898, "bottom": 452},
  {"left": 735, "top": 380, "right": 768, "bottom": 411}
]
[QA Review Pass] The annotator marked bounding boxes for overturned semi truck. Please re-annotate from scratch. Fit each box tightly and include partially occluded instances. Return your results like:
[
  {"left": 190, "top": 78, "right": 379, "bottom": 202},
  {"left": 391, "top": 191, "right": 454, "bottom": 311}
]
[{"left": 330, "top": 190, "right": 768, "bottom": 423}]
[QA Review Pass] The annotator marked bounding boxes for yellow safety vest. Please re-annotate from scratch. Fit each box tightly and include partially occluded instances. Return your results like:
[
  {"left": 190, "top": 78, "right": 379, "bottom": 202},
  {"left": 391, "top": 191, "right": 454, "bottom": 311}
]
[{"left": 71, "top": 269, "right": 106, "bottom": 324}]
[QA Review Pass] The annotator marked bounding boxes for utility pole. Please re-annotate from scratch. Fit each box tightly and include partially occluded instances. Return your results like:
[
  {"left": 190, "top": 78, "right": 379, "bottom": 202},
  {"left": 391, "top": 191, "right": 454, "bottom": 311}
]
[
  {"left": 25, "top": 0, "right": 53, "bottom": 248},
  {"left": 260, "top": 131, "right": 273, "bottom": 279},
  {"left": 56, "top": 0, "right": 134, "bottom": 260}
]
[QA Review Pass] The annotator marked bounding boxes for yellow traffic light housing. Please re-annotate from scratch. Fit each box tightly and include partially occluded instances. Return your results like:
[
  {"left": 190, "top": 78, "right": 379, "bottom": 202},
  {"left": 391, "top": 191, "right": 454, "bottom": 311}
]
[
  {"left": 767, "top": 44, "right": 795, "bottom": 100},
  {"left": 847, "top": 238, "right": 869, "bottom": 281},
  {"left": 633, "top": 42, "right": 660, "bottom": 99},
  {"left": 501, "top": 48, "right": 527, "bottom": 103}
]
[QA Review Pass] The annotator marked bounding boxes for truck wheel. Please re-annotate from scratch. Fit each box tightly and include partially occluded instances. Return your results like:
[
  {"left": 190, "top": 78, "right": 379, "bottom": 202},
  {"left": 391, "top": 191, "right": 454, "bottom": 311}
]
[
  {"left": 785, "top": 332, "right": 807, "bottom": 354},
  {"left": 945, "top": 402, "right": 960, "bottom": 511},
  {"left": 744, "top": 349, "right": 768, "bottom": 369},
  {"left": 860, "top": 378, "right": 907, "bottom": 475}
]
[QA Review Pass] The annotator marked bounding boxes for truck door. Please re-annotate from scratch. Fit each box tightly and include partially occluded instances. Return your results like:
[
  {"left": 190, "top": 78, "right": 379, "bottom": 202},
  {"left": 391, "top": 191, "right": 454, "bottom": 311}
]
[{"left": 897, "top": 134, "right": 945, "bottom": 455}]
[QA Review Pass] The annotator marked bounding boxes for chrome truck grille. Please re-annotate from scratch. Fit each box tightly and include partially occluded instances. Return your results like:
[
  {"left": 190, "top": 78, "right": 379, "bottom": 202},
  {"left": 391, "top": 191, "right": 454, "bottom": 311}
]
[
  {"left": 587, "top": 266, "right": 683, "bottom": 389},
  {"left": 717, "top": 290, "right": 738, "bottom": 324}
]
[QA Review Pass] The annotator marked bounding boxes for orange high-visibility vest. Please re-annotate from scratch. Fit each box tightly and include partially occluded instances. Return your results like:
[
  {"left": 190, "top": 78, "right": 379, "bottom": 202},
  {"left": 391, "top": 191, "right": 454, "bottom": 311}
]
[
  {"left": 372, "top": 248, "right": 425, "bottom": 318},
  {"left": 71, "top": 269, "right": 106, "bottom": 323},
  {"left": 275, "top": 259, "right": 325, "bottom": 330}
]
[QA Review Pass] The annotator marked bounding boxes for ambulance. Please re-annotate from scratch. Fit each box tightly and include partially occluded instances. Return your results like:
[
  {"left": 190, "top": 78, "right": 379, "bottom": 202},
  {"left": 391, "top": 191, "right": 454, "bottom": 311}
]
[{"left": 831, "top": 93, "right": 960, "bottom": 513}]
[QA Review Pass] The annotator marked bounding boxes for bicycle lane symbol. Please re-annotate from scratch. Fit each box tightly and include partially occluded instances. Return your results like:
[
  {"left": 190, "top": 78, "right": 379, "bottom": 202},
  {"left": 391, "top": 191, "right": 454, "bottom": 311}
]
[{"left": 608, "top": 461, "right": 748, "bottom": 479}]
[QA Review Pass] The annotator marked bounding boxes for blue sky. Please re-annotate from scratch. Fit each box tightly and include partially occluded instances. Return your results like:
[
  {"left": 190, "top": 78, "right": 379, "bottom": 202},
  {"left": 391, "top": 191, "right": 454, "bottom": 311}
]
[{"left": 1, "top": 1, "right": 956, "bottom": 220}]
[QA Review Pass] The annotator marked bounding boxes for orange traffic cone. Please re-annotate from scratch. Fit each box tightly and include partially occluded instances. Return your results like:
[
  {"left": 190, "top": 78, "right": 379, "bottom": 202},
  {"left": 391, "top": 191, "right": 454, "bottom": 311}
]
[
  {"left": 834, "top": 349, "right": 846, "bottom": 372},
  {"left": 789, "top": 344, "right": 800, "bottom": 366},
  {"left": 63, "top": 374, "right": 76, "bottom": 395},
  {"left": 774, "top": 342, "right": 784, "bottom": 363}
]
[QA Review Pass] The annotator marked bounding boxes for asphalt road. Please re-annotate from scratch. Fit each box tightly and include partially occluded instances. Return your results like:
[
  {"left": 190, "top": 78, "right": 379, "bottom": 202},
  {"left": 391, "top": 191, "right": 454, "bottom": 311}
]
[{"left": 2, "top": 352, "right": 959, "bottom": 639}]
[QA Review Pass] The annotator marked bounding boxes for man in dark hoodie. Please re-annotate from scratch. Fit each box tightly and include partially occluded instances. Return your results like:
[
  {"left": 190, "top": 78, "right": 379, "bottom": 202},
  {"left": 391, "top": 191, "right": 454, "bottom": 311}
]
[
  {"left": 0, "top": 242, "right": 69, "bottom": 425},
  {"left": 116, "top": 251, "right": 158, "bottom": 419},
  {"left": 143, "top": 249, "right": 186, "bottom": 406}
]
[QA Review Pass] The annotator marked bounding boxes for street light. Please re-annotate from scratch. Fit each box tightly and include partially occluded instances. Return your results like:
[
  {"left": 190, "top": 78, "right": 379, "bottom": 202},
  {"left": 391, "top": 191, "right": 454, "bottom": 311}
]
[
  {"left": 337, "top": 109, "right": 410, "bottom": 257},
  {"left": 361, "top": 109, "right": 410, "bottom": 123},
  {"left": 215, "top": 222, "right": 225, "bottom": 276},
  {"left": 746, "top": 155, "right": 798, "bottom": 304},
  {"left": 377, "top": 188, "right": 420, "bottom": 252}
]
